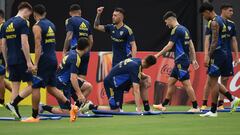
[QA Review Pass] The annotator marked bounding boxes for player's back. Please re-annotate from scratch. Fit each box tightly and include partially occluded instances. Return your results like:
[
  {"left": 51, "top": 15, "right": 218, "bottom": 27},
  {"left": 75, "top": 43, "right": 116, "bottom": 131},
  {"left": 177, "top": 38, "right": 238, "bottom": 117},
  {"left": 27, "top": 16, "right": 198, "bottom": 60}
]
[
  {"left": 65, "top": 16, "right": 91, "bottom": 49},
  {"left": 2, "top": 16, "right": 30, "bottom": 65},
  {"left": 57, "top": 50, "right": 81, "bottom": 84},
  {"left": 36, "top": 18, "right": 57, "bottom": 63},
  {"left": 171, "top": 25, "right": 191, "bottom": 63},
  {"left": 225, "top": 19, "right": 236, "bottom": 55}
]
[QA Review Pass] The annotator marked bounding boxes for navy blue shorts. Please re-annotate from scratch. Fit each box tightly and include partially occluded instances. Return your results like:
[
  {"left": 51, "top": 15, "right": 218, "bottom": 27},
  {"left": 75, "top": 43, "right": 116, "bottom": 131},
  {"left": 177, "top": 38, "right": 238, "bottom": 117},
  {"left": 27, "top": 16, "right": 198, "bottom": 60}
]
[
  {"left": 8, "top": 64, "right": 32, "bottom": 82},
  {"left": 170, "top": 60, "right": 190, "bottom": 81},
  {"left": 32, "top": 61, "right": 58, "bottom": 89},
  {"left": 78, "top": 53, "right": 90, "bottom": 76},
  {"left": 208, "top": 50, "right": 232, "bottom": 77},
  {"left": 0, "top": 54, "right": 5, "bottom": 76},
  {"left": 57, "top": 78, "right": 85, "bottom": 109},
  {"left": 104, "top": 79, "right": 132, "bottom": 110}
]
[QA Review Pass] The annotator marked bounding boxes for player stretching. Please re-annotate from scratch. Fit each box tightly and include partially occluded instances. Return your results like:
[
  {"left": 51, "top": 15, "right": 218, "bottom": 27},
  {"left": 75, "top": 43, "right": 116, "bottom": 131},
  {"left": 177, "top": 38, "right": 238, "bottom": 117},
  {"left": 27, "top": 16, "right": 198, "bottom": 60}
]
[
  {"left": 94, "top": 7, "right": 137, "bottom": 66},
  {"left": 80, "top": 55, "right": 156, "bottom": 113},
  {"left": 2, "top": 2, "right": 33, "bottom": 118},
  {"left": 63, "top": 4, "right": 93, "bottom": 79},
  {"left": 0, "top": 9, "right": 12, "bottom": 107},
  {"left": 201, "top": 4, "right": 240, "bottom": 110},
  {"left": 19, "top": 4, "right": 79, "bottom": 122},
  {"left": 153, "top": 11, "right": 200, "bottom": 112},
  {"left": 199, "top": 2, "right": 240, "bottom": 117}
]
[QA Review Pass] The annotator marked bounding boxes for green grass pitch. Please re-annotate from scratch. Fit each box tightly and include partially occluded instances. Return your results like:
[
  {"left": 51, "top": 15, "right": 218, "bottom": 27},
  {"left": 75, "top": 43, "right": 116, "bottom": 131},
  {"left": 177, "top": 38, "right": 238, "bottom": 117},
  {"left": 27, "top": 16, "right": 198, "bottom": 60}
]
[{"left": 0, "top": 105, "right": 239, "bottom": 135}]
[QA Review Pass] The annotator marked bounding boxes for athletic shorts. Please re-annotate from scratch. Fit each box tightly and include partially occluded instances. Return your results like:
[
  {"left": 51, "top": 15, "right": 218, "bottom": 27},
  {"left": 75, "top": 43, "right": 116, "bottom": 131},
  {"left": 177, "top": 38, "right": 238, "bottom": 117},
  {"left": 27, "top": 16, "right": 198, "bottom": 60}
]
[
  {"left": 57, "top": 78, "right": 85, "bottom": 109},
  {"left": 8, "top": 63, "right": 32, "bottom": 82},
  {"left": 208, "top": 50, "right": 232, "bottom": 77},
  {"left": 32, "top": 61, "right": 58, "bottom": 88},
  {"left": 104, "top": 79, "right": 132, "bottom": 110},
  {"left": 170, "top": 60, "right": 190, "bottom": 81}
]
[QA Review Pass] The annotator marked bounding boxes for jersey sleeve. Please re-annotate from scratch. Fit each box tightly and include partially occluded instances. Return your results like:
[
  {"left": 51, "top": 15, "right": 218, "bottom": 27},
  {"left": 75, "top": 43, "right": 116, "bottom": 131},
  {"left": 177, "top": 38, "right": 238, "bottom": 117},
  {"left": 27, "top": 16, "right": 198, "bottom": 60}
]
[
  {"left": 87, "top": 22, "right": 93, "bottom": 35},
  {"left": 129, "top": 65, "right": 141, "bottom": 84},
  {"left": 65, "top": 18, "right": 74, "bottom": 32},
  {"left": 205, "top": 20, "right": 212, "bottom": 35},
  {"left": 104, "top": 24, "right": 112, "bottom": 34},
  {"left": 0, "top": 25, "right": 3, "bottom": 39},
  {"left": 126, "top": 27, "right": 135, "bottom": 42},
  {"left": 20, "top": 20, "right": 30, "bottom": 35},
  {"left": 231, "top": 23, "right": 237, "bottom": 37}
]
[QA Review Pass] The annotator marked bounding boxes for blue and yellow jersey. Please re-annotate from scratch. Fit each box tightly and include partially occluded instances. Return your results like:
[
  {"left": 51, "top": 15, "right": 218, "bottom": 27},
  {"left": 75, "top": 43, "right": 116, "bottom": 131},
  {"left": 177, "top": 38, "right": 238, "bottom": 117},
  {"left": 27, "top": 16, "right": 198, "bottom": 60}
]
[
  {"left": 57, "top": 50, "right": 81, "bottom": 85},
  {"left": 205, "top": 16, "right": 228, "bottom": 52},
  {"left": 169, "top": 25, "right": 191, "bottom": 63},
  {"left": 104, "top": 24, "right": 135, "bottom": 66},
  {"left": 225, "top": 19, "right": 236, "bottom": 55},
  {"left": 0, "top": 22, "right": 5, "bottom": 67},
  {"left": 65, "top": 16, "right": 92, "bottom": 49},
  {"left": 36, "top": 18, "right": 57, "bottom": 63},
  {"left": 105, "top": 58, "right": 141, "bottom": 88},
  {"left": 1, "top": 16, "right": 30, "bottom": 65}
]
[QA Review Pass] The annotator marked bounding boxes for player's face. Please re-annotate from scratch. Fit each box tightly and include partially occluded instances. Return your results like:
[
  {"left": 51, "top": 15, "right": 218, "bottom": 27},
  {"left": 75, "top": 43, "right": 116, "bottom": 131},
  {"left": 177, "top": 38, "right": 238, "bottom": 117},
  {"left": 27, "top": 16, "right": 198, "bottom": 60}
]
[
  {"left": 165, "top": 18, "right": 173, "bottom": 28},
  {"left": 201, "top": 11, "right": 211, "bottom": 21},
  {"left": 22, "top": 8, "right": 32, "bottom": 19},
  {"left": 223, "top": 8, "right": 233, "bottom": 19},
  {"left": 112, "top": 11, "right": 123, "bottom": 24}
]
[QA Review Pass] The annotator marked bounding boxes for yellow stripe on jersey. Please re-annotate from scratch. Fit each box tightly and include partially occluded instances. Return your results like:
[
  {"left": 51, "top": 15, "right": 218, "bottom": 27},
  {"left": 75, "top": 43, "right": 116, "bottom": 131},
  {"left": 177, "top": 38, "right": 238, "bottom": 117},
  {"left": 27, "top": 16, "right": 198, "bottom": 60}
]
[
  {"left": 65, "top": 18, "right": 69, "bottom": 25},
  {"left": 124, "top": 25, "right": 133, "bottom": 35},
  {"left": 171, "top": 26, "right": 177, "bottom": 35},
  {"left": 207, "top": 20, "right": 212, "bottom": 29},
  {"left": 76, "top": 54, "right": 81, "bottom": 67}
]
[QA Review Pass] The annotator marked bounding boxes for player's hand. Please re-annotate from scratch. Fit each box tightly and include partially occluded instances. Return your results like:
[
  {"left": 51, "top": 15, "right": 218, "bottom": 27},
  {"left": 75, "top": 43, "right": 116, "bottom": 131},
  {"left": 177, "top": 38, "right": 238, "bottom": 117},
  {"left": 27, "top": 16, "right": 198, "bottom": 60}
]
[
  {"left": 27, "top": 62, "right": 34, "bottom": 73},
  {"left": 204, "top": 56, "right": 210, "bottom": 67},
  {"left": 32, "top": 65, "right": 38, "bottom": 75},
  {"left": 79, "top": 94, "right": 86, "bottom": 102},
  {"left": 233, "top": 58, "right": 240, "bottom": 67},
  {"left": 97, "top": 7, "right": 104, "bottom": 15},
  {"left": 192, "top": 60, "right": 199, "bottom": 70}
]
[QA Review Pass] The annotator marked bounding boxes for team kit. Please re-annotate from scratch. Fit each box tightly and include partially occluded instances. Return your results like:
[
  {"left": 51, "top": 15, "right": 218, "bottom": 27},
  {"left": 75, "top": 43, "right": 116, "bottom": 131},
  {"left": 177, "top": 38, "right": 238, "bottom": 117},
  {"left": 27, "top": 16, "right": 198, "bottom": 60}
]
[{"left": 0, "top": 2, "right": 239, "bottom": 122}]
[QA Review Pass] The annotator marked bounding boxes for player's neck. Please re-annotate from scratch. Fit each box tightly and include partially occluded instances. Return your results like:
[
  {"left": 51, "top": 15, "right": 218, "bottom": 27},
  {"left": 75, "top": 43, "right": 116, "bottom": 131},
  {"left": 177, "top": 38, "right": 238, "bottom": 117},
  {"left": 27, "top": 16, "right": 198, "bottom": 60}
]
[
  {"left": 172, "top": 21, "right": 179, "bottom": 28},
  {"left": 36, "top": 16, "right": 45, "bottom": 21},
  {"left": 115, "top": 22, "right": 124, "bottom": 29},
  {"left": 221, "top": 15, "right": 228, "bottom": 20},
  {"left": 210, "top": 12, "right": 217, "bottom": 20},
  {"left": 16, "top": 12, "right": 26, "bottom": 20},
  {"left": 71, "top": 14, "right": 81, "bottom": 17},
  {"left": 76, "top": 49, "right": 84, "bottom": 56}
]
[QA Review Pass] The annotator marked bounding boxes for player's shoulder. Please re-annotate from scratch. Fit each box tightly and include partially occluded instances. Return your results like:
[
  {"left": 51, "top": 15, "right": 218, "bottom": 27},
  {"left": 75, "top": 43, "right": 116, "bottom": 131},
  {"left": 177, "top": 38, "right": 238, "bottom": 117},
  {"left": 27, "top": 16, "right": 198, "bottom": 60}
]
[
  {"left": 80, "top": 17, "right": 90, "bottom": 24},
  {"left": 65, "top": 17, "right": 72, "bottom": 25},
  {"left": 123, "top": 24, "right": 133, "bottom": 35},
  {"left": 171, "top": 25, "right": 179, "bottom": 35},
  {"left": 227, "top": 19, "right": 235, "bottom": 25}
]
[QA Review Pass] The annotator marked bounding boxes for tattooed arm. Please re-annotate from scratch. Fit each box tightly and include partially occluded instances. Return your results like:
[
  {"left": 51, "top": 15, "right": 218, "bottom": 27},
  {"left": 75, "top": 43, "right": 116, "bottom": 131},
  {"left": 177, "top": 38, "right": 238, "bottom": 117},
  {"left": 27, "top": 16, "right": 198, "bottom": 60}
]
[{"left": 94, "top": 7, "right": 105, "bottom": 32}]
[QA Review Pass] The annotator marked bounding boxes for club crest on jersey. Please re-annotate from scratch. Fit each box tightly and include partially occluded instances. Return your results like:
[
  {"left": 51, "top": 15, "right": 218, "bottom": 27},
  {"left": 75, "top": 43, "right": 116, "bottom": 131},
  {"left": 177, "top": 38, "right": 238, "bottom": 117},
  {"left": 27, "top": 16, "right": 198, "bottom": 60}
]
[{"left": 120, "top": 31, "right": 124, "bottom": 36}]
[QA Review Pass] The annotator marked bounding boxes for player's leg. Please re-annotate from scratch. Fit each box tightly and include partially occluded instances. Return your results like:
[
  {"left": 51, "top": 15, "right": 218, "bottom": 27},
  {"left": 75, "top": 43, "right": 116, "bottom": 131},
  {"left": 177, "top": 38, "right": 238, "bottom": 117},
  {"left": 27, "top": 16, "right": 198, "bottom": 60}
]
[
  {"left": 201, "top": 76, "right": 211, "bottom": 109},
  {"left": 181, "top": 79, "right": 200, "bottom": 112},
  {"left": 218, "top": 77, "right": 228, "bottom": 109},
  {"left": 153, "top": 77, "right": 177, "bottom": 111},
  {"left": 140, "top": 75, "right": 151, "bottom": 111},
  {"left": 4, "top": 80, "right": 12, "bottom": 92},
  {"left": 0, "top": 75, "right": 5, "bottom": 106}
]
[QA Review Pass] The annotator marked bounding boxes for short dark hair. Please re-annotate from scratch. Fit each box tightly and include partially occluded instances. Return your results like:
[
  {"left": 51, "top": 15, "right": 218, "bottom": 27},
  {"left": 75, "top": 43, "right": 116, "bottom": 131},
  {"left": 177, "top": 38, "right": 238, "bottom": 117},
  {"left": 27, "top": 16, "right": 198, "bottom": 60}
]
[
  {"left": 145, "top": 55, "right": 157, "bottom": 66},
  {"left": 199, "top": 2, "right": 214, "bottom": 13},
  {"left": 33, "top": 4, "right": 46, "bottom": 16},
  {"left": 77, "top": 37, "right": 89, "bottom": 50},
  {"left": 220, "top": 3, "right": 233, "bottom": 11},
  {"left": 163, "top": 11, "right": 177, "bottom": 20},
  {"left": 0, "top": 9, "right": 4, "bottom": 19},
  {"left": 18, "top": 2, "right": 32, "bottom": 11},
  {"left": 70, "top": 4, "right": 81, "bottom": 12},
  {"left": 114, "top": 8, "right": 125, "bottom": 17}
]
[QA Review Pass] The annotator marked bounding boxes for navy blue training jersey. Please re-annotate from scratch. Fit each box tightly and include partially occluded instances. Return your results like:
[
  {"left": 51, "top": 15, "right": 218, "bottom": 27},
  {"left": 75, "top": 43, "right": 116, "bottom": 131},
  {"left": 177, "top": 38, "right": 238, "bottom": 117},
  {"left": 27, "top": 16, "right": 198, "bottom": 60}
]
[
  {"left": 225, "top": 19, "right": 237, "bottom": 56},
  {"left": 65, "top": 16, "right": 92, "bottom": 49},
  {"left": 105, "top": 58, "right": 141, "bottom": 88},
  {"left": 169, "top": 25, "right": 191, "bottom": 63},
  {"left": 1, "top": 16, "right": 30, "bottom": 65},
  {"left": 0, "top": 22, "right": 4, "bottom": 39},
  {"left": 36, "top": 18, "right": 57, "bottom": 63},
  {"left": 104, "top": 24, "right": 135, "bottom": 66},
  {"left": 57, "top": 50, "right": 81, "bottom": 85},
  {"left": 204, "top": 16, "right": 228, "bottom": 53}
]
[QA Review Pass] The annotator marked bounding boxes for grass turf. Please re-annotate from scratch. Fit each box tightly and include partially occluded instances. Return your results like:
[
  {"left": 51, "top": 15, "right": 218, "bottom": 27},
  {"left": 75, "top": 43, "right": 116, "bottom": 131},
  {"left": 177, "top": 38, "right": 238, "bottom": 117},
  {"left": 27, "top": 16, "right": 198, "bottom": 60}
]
[{"left": 0, "top": 105, "right": 240, "bottom": 135}]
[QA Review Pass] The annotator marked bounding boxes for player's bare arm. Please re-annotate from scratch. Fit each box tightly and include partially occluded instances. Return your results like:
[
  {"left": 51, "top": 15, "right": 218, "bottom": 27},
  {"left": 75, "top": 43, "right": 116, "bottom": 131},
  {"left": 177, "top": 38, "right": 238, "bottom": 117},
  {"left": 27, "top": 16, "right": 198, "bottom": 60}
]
[
  {"left": 130, "top": 41, "right": 137, "bottom": 57},
  {"left": 32, "top": 24, "right": 42, "bottom": 72},
  {"left": 1, "top": 38, "right": 7, "bottom": 68},
  {"left": 94, "top": 7, "right": 105, "bottom": 32},
  {"left": 132, "top": 82, "right": 142, "bottom": 112},
  {"left": 88, "top": 35, "right": 93, "bottom": 50},
  {"left": 231, "top": 36, "right": 240, "bottom": 66},
  {"left": 155, "top": 41, "right": 174, "bottom": 58},
  {"left": 63, "top": 31, "right": 73, "bottom": 57},
  {"left": 206, "top": 21, "right": 219, "bottom": 67},
  {"left": 70, "top": 73, "right": 85, "bottom": 102},
  {"left": 189, "top": 40, "right": 199, "bottom": 70},
  {"left": 21, "top": 34, "right": 33, "bottom": 72}
]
